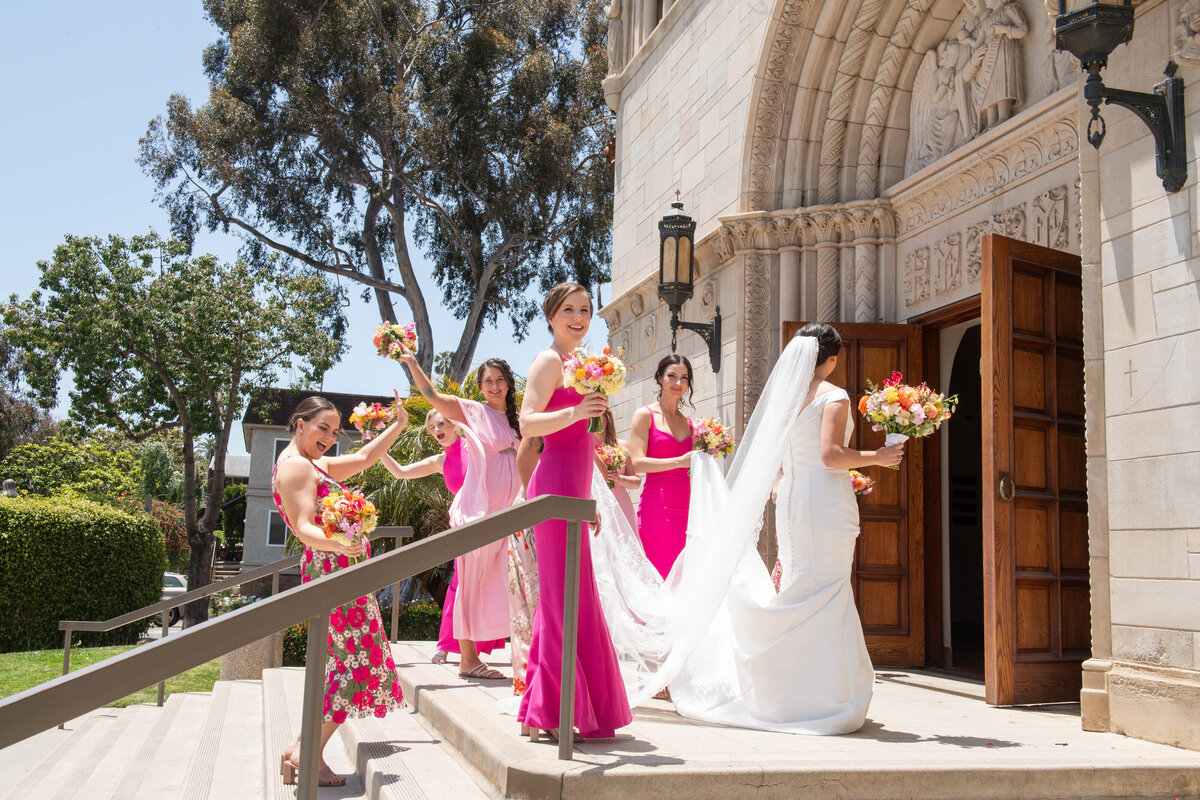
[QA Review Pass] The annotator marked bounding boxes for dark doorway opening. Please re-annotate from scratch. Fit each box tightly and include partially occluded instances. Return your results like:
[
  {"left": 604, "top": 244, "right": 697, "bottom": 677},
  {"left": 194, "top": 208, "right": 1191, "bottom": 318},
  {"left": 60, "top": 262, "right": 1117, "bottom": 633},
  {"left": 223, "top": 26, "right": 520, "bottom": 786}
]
[{"left": 947, "top": 324, "right": 984, "bottom": 673}]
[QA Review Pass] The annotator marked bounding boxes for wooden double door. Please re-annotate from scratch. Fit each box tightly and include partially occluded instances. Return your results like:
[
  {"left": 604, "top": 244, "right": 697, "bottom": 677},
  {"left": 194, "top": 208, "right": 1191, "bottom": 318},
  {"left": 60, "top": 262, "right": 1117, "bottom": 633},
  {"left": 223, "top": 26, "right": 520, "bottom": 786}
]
[{"left": 781, "top": 235, "right": 1089, "bottom": 705}]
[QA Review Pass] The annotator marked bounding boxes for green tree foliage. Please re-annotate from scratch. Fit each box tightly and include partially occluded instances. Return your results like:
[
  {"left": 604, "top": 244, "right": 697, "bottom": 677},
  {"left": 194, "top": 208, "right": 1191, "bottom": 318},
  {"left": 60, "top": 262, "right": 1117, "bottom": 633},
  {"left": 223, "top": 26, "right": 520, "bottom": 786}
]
[
  {"left": 2, "top": 233, "right": 345, "bottom": 625},
  {"left": 140, "top": 440, "right": 178, "bottom": 501},
  {"left": 0, "top": 338, "right": 57, "bottom": 461},
  {"left": 139, "top": 0, "right": 614, "bottom": 380},
  {"left": 0, "top": 495, "right": 165, "bottom": 652},
  {"left": 219, "top": 482, "right": 246, "bottom": 552},
  {"left": 0, "top": 437, "right": 142, "bottom": 499}
]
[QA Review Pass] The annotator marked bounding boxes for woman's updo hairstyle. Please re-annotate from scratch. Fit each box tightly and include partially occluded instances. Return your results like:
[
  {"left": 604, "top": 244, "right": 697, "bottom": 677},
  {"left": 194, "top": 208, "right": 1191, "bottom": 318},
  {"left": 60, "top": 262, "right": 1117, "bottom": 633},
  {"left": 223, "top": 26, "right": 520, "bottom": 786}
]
[
  {"left": 796, "top": 322, "right": 842, "bottom": 366},
  {"left": 288, "top": 395, "right": 339, "bottom": 434},
  {"left": 653, "top": 353, "right": 695, "bottom": 409},
  {"left": 542, "top": 282, "right": 592, "bottom": 332}
]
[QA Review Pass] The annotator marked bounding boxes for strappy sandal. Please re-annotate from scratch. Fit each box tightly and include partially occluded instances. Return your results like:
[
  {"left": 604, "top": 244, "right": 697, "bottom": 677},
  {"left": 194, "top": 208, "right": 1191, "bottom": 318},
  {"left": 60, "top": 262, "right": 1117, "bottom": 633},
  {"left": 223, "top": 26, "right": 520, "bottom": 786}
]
[
  {"left": 459, "top": 663, "right": 507, "bottom": 680},
  {"left": 279, "top": 753, "right": 346, "bottom": 786},
  {"left": 431, "top": 650, "right": 449, "bottom": 664}
]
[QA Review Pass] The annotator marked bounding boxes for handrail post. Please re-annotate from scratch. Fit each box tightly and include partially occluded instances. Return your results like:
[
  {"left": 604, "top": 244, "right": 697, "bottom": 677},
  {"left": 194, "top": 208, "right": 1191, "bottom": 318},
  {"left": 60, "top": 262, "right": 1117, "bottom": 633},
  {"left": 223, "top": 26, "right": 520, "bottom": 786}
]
[
  {"left": 269, "top": 570, "right": 281, "bottom": 668},
  {"left": 59, "top": 629, "right": 72, "bottom": 730},
  {"left": 558, "top": 518, "right": 582, "bottom": 761},
  {"left": 390, "top": 581, "right": 400, "bottom": 643},
  {"left": 157, "top": 609, "right": 169, "bottom": 706},
  {"left": 297, "top": 612, "right": 329, "bottom": 800}
]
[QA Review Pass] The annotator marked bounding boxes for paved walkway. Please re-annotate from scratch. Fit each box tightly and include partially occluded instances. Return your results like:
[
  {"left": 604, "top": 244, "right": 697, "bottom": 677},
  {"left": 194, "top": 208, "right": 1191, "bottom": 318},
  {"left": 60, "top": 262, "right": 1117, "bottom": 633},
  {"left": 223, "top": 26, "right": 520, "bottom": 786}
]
[{"left": 392, "top": 641, "right": 1200, "bottom": 800}]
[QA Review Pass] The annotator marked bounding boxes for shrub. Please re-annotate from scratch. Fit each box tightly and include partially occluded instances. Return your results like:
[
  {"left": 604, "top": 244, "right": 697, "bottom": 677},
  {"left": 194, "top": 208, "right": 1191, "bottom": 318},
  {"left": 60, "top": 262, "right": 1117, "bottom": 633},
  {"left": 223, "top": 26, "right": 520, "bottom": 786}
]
[
  {"left": 0, "top": 494, "right": 165, "bottom": 651},
  {"left": 0, "top": 436, "right": 141, "bottom": 500},
  {"left": 281, "top": 600, "right": 443, "bottom": 666},
  {"left": 116, "top": 495, "right": 189, "bottom": 572}
]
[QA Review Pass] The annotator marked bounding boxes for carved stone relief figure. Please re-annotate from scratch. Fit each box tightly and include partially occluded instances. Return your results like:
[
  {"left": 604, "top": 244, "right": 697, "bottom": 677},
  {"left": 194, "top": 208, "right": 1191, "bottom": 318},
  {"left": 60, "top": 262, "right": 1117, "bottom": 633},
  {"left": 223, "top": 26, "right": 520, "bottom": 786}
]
[
  {"left": 643, "top": 315, "right": 656, "bottom": 351},
  {"left": 903, "top": 248, "right": 931, "bottom": 307},
  {"left": 630, "top": 293, "right": 644, "bottom": 317},
  {"left": 605, "top": 0, "right": 629, "bottom": 75},
  {"left": 907, "top": 40, "right": 974, "bottom": 172},
  {"left": 936, "top": 234, "right": 963, "bottom": 295},
  {"left": 1032, "top": 185, "right": 1070, "bottom": 250},
  {"left": 1042, "top": 0, "right": 1078, "bottom": 94},
  {"left": 1173, "top": 0, "right": 1200, "bottom": 64},
  {"left": 700, "top": 279, "right": 717, "bottom": 313},
  {"left": 975, "top": 0, "right": 1028, "bottom": 130}
]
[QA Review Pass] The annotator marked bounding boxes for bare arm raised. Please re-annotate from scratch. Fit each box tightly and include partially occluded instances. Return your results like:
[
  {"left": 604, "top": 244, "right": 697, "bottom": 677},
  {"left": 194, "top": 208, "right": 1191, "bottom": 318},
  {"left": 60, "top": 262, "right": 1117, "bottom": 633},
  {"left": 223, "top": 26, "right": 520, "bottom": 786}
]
[
  {"left": 395, "top": 347, "right": 465, "bottom": 424},
  {"left": 381, "top": 452, "right": 444, "bottom": 481},
  {"left": 316, "top": 389, "right": 410, "bottom": 481}
]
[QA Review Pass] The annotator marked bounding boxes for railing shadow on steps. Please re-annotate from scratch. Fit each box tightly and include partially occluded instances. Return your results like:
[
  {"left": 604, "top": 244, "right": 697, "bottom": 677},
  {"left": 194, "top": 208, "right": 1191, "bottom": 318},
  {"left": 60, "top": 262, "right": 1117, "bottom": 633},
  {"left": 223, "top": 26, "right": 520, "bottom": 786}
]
[
  {"left": 58, "top": 527, "right": 412, "bottom": 715},
  {"left": 0, "top": 494, "right": 596, "bottom": 800}
]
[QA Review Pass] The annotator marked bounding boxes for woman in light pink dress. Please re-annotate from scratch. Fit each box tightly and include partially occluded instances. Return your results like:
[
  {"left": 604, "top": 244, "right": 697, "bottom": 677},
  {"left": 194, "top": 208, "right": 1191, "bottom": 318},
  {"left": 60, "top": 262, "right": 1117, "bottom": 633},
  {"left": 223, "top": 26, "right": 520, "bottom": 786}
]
[
  {"left": 517, "top": 282, "right": 632, "bottom": 739},
  {"left": 592, "top": 408, "right": 641, "bottom": 531},
  {"left": 629, "top": 355, "right": 695, "bottom": 579},
  {"left": 395, "top": 350, "right": 522, "bottom": 680},
  {"left": 380, "top": 410, "right": 505, "bottom": 665}
]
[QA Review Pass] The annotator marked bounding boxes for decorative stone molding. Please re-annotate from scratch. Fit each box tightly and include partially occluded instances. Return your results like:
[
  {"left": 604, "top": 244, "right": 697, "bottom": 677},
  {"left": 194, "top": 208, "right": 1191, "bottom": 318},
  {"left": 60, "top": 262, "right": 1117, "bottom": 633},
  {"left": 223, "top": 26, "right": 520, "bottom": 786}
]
[
  {"left": 891, "top": 108, "right": 1079, "bottom": 237},
  {"left": 630, "top": 293, "right": 645, "bottom": 316},
  {"left": 700, "top": 278, "right": 717, "bottom": 313},
  {"left": 643, "top": 314, "right": 656, "bottom": 351},
  {"left": 1173, "top": 0, "right": 1200, "bottom": 64},
  {"left": 742, "top": 254, "right": 771, "bottom": 426}
]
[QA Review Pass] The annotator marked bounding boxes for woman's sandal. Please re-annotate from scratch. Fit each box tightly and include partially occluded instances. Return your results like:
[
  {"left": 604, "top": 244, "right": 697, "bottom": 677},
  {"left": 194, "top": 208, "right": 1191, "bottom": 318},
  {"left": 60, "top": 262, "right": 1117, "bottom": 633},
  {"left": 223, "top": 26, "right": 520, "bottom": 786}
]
[
  {"left": 279, "top": 753, "right": 346, "bottom": 787},
  {"left": 459, "top": 663, "right": 507, "bottom": 680},
  {"left": 431, "top": 650, "right": 449, "bottom": 665}
]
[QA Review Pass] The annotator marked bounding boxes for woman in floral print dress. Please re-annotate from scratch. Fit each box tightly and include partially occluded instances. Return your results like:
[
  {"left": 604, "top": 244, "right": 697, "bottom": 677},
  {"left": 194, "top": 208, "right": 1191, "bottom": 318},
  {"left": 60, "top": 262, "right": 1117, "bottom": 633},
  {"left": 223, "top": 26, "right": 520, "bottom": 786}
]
[{"left": 272, "top": 392, "right": 409, "bottom": 787}]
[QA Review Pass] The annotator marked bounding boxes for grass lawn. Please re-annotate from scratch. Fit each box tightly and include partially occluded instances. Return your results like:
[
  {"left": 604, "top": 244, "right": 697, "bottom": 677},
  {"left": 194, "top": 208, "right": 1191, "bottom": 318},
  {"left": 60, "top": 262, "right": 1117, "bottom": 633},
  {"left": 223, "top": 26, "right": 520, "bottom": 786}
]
[{"left": 0, "top": 644, "right": 221, "bottom": 707}]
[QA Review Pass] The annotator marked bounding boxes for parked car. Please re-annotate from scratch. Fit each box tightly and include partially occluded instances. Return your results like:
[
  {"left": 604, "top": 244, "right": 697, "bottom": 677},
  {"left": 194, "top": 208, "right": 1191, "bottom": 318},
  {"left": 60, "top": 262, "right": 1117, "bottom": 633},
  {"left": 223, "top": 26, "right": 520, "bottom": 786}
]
[{"left": 161, "top": 572, "right": 187, "bottom": 626}]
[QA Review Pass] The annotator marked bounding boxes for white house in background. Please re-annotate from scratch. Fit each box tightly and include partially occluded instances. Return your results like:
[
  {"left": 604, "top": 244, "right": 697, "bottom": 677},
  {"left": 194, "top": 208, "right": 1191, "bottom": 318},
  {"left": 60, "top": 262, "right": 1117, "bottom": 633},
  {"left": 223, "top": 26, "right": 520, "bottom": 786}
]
[
  {"left": 221, "top": 453, "right": 251, "bottom": 487},
  {"left": 240, "top": 387, "right": 393, "bottom": 571}
]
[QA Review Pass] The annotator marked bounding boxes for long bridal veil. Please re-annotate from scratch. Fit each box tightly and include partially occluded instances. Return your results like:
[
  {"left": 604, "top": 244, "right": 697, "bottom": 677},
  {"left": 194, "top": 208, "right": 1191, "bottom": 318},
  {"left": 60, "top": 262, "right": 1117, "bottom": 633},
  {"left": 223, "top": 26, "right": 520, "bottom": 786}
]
[{"left": 590, "top": 335, "right": 819, "bottom": 706}]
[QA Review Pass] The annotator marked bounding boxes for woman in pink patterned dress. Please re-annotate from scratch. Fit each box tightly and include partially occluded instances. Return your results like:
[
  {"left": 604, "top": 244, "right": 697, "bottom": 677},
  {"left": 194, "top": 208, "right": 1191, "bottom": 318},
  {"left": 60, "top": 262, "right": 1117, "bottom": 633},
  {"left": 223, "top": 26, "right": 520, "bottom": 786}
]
[
  {"left": 380, "top": 410, "right": 505, "bottom": 666},
  {"left": 272, "top": 393, "right": 409, "bottom": 787},
  {"left": 395, "top": 350, "right": 523, "bottom": 680},
  {"left": 517, "top": 282, "right": 632, "bottom": 739}
]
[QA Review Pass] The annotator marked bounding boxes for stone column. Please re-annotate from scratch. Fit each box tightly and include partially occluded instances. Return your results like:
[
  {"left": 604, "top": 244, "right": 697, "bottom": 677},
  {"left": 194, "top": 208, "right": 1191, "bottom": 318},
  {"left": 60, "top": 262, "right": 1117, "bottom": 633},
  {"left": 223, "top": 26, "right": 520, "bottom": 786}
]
[
  {"left": 779, "top": 249, "right": 803, "bottom": 324},
  {"left": 815, "top": 244, "right": 840, "bottom": 322},
  {"left": 854, "top": 241, "right": 878, "bottom": 322}
]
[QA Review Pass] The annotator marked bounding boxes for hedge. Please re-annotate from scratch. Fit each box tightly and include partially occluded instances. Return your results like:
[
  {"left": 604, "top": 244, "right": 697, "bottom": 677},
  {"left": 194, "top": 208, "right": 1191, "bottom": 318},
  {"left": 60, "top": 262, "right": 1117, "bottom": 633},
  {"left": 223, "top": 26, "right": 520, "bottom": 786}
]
[
  {"left": 0, "top": 494, "right": 166, "bottom": 652},
  {"left": 283, "top": 600, "right": 443, "bottom": 666}
]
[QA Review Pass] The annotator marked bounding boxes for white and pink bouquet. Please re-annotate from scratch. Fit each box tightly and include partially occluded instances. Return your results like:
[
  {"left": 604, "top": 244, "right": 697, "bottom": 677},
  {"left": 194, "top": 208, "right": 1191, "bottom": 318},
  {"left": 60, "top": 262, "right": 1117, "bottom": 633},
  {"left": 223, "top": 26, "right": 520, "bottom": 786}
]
[
  {"left": 691, "top": 416, "right": 734, "bottom": 458},
  {"left": 373, "top": 321, "right": 418, "bottom": 361},
  {"left": 563, "top": 346, "right": 627, "bottom": 433},
  {"left": 318, "top": 486, "right": 378, "bottom": 554},
  {"left": 859, "top": 371, "right": 957, "bottom": 468},
  {"left": 348, "top": 401, "right": 395, "bottom": 441},
  {"left": 595, "top": 444, "right": 628, "bottom": 488}
]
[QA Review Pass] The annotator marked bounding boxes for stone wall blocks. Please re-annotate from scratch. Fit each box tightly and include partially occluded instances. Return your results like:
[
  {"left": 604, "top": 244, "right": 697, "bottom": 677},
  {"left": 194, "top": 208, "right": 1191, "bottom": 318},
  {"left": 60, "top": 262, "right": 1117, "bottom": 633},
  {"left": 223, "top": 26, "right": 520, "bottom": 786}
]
[
  {"left": 1112, "top": 625, "right": 1195, "bottom": 668},
  {"left": 1109, "top": 529, "right": 1190, "bottom": 579},
  {"left": 1110, "top": 577, "right": 1200, "bottom": 631}
]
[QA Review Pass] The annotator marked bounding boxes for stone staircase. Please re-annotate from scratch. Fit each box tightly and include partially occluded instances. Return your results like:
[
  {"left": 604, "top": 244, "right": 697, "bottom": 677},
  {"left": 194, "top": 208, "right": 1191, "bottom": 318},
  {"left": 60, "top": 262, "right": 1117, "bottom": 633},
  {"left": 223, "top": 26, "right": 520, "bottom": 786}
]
[
  {"left": 0, "top": 668, "right": 495, "bottom": 800},
  {"left": 210, "top": 561, "right": 244, "bottom": 584}
]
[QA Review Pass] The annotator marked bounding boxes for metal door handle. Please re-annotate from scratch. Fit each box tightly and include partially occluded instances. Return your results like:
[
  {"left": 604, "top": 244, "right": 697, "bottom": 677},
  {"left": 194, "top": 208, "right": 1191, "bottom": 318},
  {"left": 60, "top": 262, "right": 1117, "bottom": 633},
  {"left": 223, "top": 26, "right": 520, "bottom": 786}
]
[{"left": 998, "top": 472, "right": 1015, "bottom": 502}]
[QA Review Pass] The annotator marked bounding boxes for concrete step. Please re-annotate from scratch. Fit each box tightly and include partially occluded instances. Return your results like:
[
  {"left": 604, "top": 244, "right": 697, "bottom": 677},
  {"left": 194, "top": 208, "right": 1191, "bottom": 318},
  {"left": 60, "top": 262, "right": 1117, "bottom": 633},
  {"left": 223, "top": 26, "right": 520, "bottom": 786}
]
[
  {"left": 191, "top": 680, "right": 265, "bottom": 799},
  {"left": 264, "top": 666, "right": 495, "bottom": 800}
]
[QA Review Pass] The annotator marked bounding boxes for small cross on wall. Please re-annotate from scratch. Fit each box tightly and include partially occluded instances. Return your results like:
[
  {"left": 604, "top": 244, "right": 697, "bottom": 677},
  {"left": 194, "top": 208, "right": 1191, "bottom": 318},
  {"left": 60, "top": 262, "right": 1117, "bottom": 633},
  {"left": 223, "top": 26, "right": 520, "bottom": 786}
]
[{"left": 1124, "top": 359, "right": 1138, "bottom": 397}]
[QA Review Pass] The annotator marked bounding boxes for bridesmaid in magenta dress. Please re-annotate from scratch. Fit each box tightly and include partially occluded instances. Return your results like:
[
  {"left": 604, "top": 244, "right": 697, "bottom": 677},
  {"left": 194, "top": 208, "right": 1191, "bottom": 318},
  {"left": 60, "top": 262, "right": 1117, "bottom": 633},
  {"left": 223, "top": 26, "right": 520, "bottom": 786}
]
[
  {"left": 380, "top": 410, "right": 504, "bottom": 664},
  {"left": 517, "top": 282, "right": 633, "bottom": 739},
  {"left": 629, "top": 355, "right": 696, "bottom": 579}
]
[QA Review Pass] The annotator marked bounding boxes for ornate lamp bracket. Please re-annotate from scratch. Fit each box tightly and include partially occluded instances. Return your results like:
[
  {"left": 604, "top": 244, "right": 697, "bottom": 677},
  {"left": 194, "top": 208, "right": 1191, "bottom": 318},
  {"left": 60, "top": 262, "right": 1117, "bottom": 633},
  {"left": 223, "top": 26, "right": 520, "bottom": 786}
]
[
  {"left": 669, "top": 306, "right": 722, "bottom": 374},
  {"left": 1085, "top": 61, "right": 1187, "bottom": 192}
]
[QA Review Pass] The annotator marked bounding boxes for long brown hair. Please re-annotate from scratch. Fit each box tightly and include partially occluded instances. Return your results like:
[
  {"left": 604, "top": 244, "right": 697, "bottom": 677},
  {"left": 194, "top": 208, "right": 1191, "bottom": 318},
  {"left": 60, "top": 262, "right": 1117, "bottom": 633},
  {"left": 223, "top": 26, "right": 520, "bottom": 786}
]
[
  {"left": 654, "top": 354, "right": 695, "bottom": 410},
  {"left": 475, "top": 358, "right": 521, "bottom": 439},
  {"left": 542, "top": 282, "right": 591, "bottom": 332},
  {"left": 599, "top": 408, "right": 619, "bottom": 447},
  {"left": 287, "top": 396, "right": 338, "bottom": 434}
]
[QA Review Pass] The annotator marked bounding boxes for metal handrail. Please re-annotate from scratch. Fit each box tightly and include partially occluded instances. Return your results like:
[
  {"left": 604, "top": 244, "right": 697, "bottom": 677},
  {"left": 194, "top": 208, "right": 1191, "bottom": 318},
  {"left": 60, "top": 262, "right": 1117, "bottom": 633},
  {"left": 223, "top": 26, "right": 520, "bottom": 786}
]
[
  {"left": 0, "top": 494, "right": 596, "bottom": 799},
  {"left": 58, "top": 527, "right": 410, "bottom": 712}
]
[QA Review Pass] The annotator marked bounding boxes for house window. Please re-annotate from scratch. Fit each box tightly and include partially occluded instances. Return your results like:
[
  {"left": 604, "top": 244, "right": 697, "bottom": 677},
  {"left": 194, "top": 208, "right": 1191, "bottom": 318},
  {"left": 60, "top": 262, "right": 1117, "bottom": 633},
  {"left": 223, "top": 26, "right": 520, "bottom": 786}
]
[{"left": 267, "top": 510, "right": 289, "bottom": 547}]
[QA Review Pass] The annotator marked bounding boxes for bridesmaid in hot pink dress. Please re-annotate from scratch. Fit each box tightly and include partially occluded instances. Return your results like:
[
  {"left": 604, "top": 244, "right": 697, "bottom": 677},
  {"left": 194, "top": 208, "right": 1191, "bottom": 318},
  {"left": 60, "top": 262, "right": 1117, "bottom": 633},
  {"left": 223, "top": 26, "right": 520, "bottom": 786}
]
[
  {"left": 629, "top": 355, "right": 695, "bottom": 579},
  {"left": 380, "top": 410, "right": 504, "bottom": 663},
  {"left": 517, "top": 282, "right": 632, "bottom": 739}
]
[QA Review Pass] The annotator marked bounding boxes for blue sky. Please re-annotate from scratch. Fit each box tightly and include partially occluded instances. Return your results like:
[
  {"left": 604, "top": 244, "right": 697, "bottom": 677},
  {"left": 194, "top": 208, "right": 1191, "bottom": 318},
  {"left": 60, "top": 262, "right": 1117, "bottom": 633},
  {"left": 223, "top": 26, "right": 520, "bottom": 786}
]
[{"left": 1, "top": 1, "right": 606, "bottom": 455}]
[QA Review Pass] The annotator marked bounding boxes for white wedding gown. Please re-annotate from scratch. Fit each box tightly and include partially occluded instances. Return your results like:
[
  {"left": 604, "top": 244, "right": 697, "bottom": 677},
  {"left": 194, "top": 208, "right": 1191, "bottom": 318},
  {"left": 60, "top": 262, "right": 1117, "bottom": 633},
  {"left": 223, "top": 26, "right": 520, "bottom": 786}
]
[
  {"left": 669, "top": 388, "right": 874, "bottom": 734},
  {"left": 587, "top": 335, "right": 873, "bottom": 734}
]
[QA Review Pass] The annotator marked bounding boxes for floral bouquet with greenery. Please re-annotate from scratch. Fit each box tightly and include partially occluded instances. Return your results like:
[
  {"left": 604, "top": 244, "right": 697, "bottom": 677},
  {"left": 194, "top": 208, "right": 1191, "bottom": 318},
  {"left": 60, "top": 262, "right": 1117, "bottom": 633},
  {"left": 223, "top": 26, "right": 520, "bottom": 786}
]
[
  {"left": 318, "top": 486, "right": 378, "bottom": 555},
  {"left": 563, "top": 345, "right": 626, "bottom": 433},
  {"left": 373, "top": 321, "right": 418, "bottom": 361},
  {"left": 692, "top": 416, "right": 734, "bottom": 458},
  {"left": 595, "top": 443, "right": 627, "bottom": 488},
  {"left": 858, "top": 371, "right": 957, "bottom": 468},
  {"left": 349, "top": 401, "right": 395, "bottom": 441},
  {"left": 849, "top": 470, "right": 873, "bottom": 496}
]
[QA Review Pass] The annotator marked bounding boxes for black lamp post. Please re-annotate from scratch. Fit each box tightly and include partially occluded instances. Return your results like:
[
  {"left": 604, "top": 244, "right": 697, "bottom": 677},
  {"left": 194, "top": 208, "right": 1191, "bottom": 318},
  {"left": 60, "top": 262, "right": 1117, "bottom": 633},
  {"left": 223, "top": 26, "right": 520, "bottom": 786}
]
[
  {"left": 657, "top": 193, "right": 721, "bottom": 373},
  {"left": 1056, "top": 0, "right": 1187, "bottom": 192}
]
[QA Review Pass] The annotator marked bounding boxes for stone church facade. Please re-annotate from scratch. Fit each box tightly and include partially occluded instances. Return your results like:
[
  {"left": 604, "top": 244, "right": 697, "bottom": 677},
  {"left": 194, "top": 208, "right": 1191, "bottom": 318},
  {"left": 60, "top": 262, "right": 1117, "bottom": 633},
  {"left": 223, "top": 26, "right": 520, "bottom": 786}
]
[{"left": 600, "top": 0, "right": 1199, "bottom": 750}]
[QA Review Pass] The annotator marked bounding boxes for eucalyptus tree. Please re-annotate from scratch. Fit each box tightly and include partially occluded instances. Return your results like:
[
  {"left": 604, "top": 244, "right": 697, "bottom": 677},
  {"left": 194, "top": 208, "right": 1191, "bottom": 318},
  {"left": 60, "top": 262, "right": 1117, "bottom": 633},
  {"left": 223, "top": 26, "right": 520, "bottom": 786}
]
[
  {"left": 140, "top": 0, "right": 613, "bottom": 380},
  {"left": 3, "top": 233, "right": 345, "bottom": 624}
]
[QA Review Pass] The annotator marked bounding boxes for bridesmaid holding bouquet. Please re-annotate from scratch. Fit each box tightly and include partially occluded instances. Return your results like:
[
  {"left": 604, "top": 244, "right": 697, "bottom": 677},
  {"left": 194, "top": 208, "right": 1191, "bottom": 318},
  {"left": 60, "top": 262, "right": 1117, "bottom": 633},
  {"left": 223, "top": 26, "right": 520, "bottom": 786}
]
[
  {"left": 517, "top": 282, "right": 632, "bottom": 740},
  {"left": 629, "top": 354, "right": 695, "bottom": 579}
]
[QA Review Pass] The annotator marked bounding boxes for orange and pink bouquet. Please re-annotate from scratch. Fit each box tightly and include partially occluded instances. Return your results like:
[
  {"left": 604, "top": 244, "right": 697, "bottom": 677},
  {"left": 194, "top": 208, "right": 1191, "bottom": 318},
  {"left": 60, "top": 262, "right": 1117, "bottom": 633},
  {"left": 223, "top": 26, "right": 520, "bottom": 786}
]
[
  {"left": 849, "top": 470, "right": 873, "bottom": 496},
  {"left": 349, "top": 401, "right": 396, "bottom": 441},
  {"left": 318, "top": 487, "right": 378, "bottom": 552},
  {"left": 595, "top": 444, "right": 628, "bottom": 488},
  {"left": 691, "top": 416, "right": 734, "bottom": 458},
  {"left": 373, "top": 321, "right": 418, "bottom": 361},
  {"left": 563, "top": 346, "right": 627, "bottom": 433},
  {"left": 859, "top": 371, "right": 957, "bottom": 468}
]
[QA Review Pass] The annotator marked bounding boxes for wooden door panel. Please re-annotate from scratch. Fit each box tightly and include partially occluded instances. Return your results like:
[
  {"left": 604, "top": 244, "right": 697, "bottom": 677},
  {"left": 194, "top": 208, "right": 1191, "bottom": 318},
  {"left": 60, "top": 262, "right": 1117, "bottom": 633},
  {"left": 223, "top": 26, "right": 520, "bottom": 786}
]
[
  {"left": 782, "top": 321, "right": 925, "bottom": 666},
  {"left": 982, "top": 234, "right": 1089, "bottom": 705}
]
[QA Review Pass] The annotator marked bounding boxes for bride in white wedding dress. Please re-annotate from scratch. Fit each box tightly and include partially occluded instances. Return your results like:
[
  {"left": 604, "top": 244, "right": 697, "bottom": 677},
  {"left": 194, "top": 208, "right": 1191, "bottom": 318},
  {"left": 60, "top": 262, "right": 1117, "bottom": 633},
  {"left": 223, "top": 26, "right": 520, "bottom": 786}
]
[{"left": 588, "top": 323, "right": 904, "bottom": 734}]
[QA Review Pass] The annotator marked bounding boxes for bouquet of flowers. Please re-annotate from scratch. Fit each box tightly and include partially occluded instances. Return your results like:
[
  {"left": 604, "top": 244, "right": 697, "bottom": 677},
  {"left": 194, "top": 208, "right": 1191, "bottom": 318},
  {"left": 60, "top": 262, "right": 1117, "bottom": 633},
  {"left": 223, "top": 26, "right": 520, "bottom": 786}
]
[
  {"left": 692, "top": 416, "right": 734, "bottom": 458},
  {"left": 849, "top": 470, "right": 873, "bottom": 496},
  {"left": 595, "top": 444, "right": 628, "bottom": 488},
  {"left": 858, "top": 371, "right": 957, "bottom": 468},
  {"left": 563, "top": 346, "right": 627, "bottom": 433},
  {"left": 373, "top": 321, "right": 418, "bottom": 361},
  {"left": 771, "top": 559, "right": 782, "bottom": 593},
  {"left": 349, "top": 401, "right": 396, "bottom": 441},
  {"left": 318, "top": 487, "right": 378, "bottom": 555}
]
